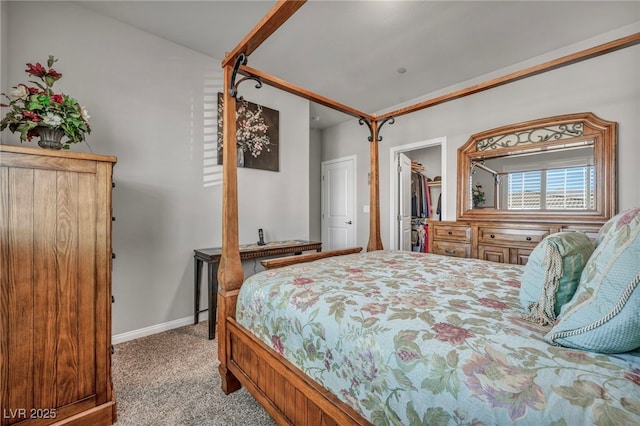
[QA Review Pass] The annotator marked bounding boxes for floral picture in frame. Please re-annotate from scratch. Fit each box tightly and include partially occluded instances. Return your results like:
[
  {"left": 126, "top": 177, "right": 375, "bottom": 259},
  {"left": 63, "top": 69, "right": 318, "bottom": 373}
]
[{"left": 217, "top": 93, "right": 279, "bottom": 172}]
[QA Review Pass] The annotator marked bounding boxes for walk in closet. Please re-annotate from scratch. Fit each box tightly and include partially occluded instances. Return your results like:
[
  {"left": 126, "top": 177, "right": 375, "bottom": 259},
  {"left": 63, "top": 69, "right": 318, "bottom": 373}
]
[{"left": 396, "top": 144, "right": 442, "bottom": 252}]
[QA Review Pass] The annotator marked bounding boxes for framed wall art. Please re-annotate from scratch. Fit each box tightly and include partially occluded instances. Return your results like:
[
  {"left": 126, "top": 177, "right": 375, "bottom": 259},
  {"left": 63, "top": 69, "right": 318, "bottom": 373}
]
[{"left": 217, "top": 93, "right": 279, "bottom": 172}]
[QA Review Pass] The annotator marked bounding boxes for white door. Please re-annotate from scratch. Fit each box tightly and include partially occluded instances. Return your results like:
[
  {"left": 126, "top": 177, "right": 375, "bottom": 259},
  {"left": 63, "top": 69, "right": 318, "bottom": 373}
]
[
  {"left": 397, "top": 153, "right": 412, "bottom": 250},
  {"left": 321, "top": 157, "right": 356, "bottom": 250}
]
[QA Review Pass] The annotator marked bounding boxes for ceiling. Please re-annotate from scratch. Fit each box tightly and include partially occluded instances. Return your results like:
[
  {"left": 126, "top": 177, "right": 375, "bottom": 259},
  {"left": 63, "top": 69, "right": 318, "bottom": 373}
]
[{"left": 77, "top": 1, "right": 640, "bottom": 129}]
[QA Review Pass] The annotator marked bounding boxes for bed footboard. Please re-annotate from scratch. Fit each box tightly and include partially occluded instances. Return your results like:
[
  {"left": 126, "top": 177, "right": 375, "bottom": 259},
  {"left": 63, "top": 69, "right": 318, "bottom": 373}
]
[
  {"left": 260, "top": 247, "right": 363, "bottom": 270},
  {"left": 225, "top": 318, "right": 370, "bottom": 426}
]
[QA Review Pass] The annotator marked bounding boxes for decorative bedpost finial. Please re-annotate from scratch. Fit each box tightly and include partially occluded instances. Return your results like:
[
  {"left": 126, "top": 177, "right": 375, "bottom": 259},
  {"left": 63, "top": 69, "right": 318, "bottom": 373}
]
[
  {"left": 359, "top": 117, "right": 395, "bottom": 142},
  {"left": 377, "top": 116, "right": 395, "bottom": 140},
  {"left": 230, "top": 53, "right": 263, "bottom": 99},
  {"left": 359, "top": 117, "right": 374, "bottom": 142}
]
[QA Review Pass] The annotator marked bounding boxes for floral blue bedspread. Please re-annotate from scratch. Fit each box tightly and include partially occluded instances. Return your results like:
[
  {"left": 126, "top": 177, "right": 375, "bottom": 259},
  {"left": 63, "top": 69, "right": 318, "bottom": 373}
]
[{"left": 236, "top": 250, "right": 640, "bottom": 425}]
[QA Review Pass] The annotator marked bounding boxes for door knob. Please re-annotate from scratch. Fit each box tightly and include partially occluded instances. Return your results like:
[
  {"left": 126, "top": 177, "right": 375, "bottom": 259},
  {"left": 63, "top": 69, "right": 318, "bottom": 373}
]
[{"left": 345, "top": 220, "right": 352, "bottom": 224}]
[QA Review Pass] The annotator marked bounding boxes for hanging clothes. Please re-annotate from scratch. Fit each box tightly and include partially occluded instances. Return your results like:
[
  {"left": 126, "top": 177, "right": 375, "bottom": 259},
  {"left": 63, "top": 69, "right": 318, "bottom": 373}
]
[
  {"left": 411, "top": 171, "right": 430, "bottom": 218},
  {"left": 409, "top": 160, "right": 433, "bottom": 252},
  {"left": 424, "top": 175, "right": 432, "bottom": 219},
  {"left": 411, "top": 219, "right": 429, "bottom": 252},
  {"left": 423, "top": 223, "right": 429, "bottom": 253},
  {"left": 410, "top": 172, "right": 434, "bottom": 218},
  {"left": 411, "top": 222, "right": 426, "bottom": 252}
]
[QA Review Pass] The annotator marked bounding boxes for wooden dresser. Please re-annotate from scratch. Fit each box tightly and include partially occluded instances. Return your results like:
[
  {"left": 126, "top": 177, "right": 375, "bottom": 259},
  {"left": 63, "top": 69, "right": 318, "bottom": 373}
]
[
  {"left": 429, "top": 220, "right": 601, "bottom": 265},
  {"left": 440, "top": 113, "right": 615, "bottom": 266},
  {"left": 1, "top": 145, "right": 117, "bottom": 426}
]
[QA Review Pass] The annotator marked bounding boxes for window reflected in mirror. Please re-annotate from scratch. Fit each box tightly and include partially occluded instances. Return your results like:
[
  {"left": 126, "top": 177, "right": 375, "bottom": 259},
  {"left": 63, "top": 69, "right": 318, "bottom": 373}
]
[{"left": 470, "top": 143, "right": 595, "bottom": 211}]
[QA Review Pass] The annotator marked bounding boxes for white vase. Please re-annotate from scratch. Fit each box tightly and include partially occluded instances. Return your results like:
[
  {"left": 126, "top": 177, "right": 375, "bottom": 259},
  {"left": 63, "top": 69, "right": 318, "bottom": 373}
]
[{"left": 237, "top": 147, "right": 245, "bottom": 167}]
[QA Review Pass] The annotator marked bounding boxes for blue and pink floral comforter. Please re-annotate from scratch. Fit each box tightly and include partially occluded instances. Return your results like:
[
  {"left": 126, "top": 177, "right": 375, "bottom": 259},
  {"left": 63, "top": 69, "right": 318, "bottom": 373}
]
[{"left": 236, "top": 250, "right": 640, "bottom": 425}]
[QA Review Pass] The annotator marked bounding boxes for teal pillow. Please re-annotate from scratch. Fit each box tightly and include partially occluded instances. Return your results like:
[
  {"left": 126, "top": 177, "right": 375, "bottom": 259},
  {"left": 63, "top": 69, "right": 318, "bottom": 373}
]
[
  {"left": 595, "top": 213, "right": 619, "bottom": 247},
  {"left": 545, "top": 208, "right": 640, "bottom": 353},
  {"left": 520, "top": 232, "right": 594, "bottom": 325}
]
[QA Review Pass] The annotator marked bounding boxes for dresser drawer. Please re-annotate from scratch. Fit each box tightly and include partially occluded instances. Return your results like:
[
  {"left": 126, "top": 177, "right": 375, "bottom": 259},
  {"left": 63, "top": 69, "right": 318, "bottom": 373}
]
[
  {"left": 478, "top": 244, "right": 509, "bottom": 263},
  {"left": 432, "top": 241, "right": 471, "bottom": 258},
  {"left": 478, "top": 226, "right": 549, "bottom": 247},
  {"left": 478, "top": 244, "right": 533, "bottom": 265},
  {"left": 510, "top": 247, "right": 533, "bottom": 265},
  {"left": 560, "top": 226, "right": 602, "bottom": 243},
  {"left": 431, "top": 225, "right": 471, "bottom": 242}
]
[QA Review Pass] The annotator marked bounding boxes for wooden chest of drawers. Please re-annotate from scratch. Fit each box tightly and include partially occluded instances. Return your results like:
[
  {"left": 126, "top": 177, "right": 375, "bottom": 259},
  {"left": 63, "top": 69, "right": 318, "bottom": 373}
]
[
  {"left": 430, "top": 223, "right": 471, "bottom": 258},
  {"left": 1, "top": 145, "right": 117, "bottom": 426},
  {"left": 477, "top": 225, "right": 550, "bottom": 265},
  {"left": 429, "top": 220, "right": 601, "bottom": 265}
]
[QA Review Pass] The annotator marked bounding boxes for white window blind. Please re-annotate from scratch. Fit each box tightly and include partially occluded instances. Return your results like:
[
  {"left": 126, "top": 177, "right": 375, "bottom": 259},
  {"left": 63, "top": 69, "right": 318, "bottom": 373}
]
[
  {"left": 546, "top": 166, "right": 594, "bottom": 209},
  {"left": 508, "top": 171, "right": 541, "bottom": 209},
  {"left": 507, "top": 166, "right": 594, "bottom": 210}
]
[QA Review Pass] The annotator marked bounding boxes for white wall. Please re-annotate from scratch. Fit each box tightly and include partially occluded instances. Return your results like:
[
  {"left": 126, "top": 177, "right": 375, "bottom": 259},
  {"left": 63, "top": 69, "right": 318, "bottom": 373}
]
[
  {"left": 309, "top": 129, "right": 322, "bottom": 242},
  {"left": 408, "top": 146, "right": 442, "bottom": 181},
  {"left": 2, "top": 1, "right": 310, "bottom": 336},
  {"left": 0, "top": 1, "right": 6, "bottom": 98},
  {"left": 323, "top": 25, "right": 640, "bottom": 249}
]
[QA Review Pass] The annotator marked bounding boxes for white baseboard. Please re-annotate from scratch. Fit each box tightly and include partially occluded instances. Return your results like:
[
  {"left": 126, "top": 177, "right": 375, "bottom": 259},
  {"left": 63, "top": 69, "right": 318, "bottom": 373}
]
[{"left": 112, "top": 311, "right": 209, "bottom": 345}]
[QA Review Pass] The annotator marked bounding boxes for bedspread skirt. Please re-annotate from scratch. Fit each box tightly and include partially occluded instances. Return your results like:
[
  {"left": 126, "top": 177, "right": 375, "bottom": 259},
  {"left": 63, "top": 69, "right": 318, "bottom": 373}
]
[{"left": 236, "top": 250, "right": 640, "bottom": 425}]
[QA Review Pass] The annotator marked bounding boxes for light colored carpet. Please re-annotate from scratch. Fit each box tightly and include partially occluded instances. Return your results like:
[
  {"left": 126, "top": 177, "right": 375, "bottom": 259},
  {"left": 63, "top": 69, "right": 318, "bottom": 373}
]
[{"left": 112, "top": 321, "right": 276, "bottom": 426}]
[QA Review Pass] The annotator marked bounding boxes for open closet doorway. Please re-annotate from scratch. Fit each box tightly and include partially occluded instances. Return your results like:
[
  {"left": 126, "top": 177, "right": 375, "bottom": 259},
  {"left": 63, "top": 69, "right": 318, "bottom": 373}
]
[{"left": 389, "top": 137, "right": 447, "bottom": 251}]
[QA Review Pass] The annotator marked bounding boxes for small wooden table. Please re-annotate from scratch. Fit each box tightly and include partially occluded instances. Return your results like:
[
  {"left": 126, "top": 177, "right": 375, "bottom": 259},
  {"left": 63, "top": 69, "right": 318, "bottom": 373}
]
[{"left": 194, "top": 240, "right": 322, "bottom": 339}]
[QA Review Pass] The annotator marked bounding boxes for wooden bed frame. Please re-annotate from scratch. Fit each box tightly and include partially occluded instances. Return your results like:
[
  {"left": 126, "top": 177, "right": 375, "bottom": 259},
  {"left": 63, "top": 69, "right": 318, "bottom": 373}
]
[{"left": 215, "top": 2, "right": 640, "bottom": 424}]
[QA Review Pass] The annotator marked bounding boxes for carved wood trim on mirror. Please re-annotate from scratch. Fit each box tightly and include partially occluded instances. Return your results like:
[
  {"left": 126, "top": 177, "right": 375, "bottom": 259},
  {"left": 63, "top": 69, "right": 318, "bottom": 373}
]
[{"left": 457, "top": 112, "right": 616, "bottom": 224}]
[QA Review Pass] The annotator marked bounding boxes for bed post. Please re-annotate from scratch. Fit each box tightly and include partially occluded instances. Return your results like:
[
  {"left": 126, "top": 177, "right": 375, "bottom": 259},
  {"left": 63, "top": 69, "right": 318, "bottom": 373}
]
[
  {"left": 215, "top": 0, "right": 308, "bottom": 397},
  {"left": 367, "top": 119, "right": 383, "bottom": 251},
  {"left": 217, "top": 62, "right": 244, "bottom": 394}
]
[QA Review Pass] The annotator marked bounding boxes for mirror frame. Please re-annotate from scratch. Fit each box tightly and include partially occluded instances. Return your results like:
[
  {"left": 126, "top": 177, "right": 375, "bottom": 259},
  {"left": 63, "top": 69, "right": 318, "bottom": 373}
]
[{"left": 457, "top": 112, "right": 616, "bottom": 224}]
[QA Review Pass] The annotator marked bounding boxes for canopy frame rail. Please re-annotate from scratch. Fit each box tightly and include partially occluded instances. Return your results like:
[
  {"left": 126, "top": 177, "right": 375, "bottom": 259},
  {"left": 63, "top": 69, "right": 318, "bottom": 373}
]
[
  {"left": 238, "top": 64, "right": 374, "bottom": 121},
  {"left": 221, "top": 0, "right": 307, "bottom": 68},
  {"left": 378, "top": 32, "right": 640, "bottom": 121}
]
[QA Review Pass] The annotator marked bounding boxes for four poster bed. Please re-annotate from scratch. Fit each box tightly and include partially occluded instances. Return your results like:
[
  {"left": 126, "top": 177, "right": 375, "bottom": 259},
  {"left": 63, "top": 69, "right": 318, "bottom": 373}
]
[{"left": 216, "top": 2, "right": 640, "bottom": 425}]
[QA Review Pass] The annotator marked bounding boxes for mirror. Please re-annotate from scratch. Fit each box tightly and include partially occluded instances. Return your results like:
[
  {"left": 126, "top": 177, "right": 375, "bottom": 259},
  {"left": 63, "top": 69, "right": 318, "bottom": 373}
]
[
  {"left": 470, "top": 143, "right": 594, "bottom": 210},
  {"left": 457, "top": 113, "right": 616, "bottom": 224}
]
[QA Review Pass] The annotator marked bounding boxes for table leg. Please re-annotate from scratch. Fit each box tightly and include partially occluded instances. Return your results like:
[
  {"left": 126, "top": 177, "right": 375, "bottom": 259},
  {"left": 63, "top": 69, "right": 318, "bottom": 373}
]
[
  {"left": 194, "top": 257, "right": 203, "bottom": 325},
  {"left": 208, "top": 262, "right": 220, "bottom": 340}
]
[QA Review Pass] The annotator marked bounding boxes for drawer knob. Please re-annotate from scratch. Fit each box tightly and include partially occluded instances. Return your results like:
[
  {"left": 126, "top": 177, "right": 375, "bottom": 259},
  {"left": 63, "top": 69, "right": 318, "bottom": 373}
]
[
  {"left": 526, "top": 236, "right": 532, "bottom": 241},
  {"left": 448, "top": 231, "right": 453, "bottom": 235},
  {"left": 444, "top": 249, "right": 456, "bottom": 254},
  {"left": 490, "top": 234, "right": 495, "bottom": 238}
]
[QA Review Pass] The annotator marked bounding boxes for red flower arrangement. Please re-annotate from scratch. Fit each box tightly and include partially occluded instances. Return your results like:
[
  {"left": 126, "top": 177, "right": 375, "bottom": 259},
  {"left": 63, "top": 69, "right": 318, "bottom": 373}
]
[{"left": 1, "top": 55, "right": 90, "bottom": 148}]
